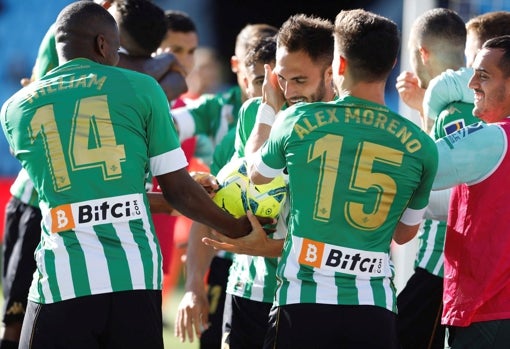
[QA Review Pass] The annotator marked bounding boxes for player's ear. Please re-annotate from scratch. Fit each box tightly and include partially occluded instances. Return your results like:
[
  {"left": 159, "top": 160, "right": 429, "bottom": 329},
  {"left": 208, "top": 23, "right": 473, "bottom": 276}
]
[
  {"left": 231, "top": 55, "right": 239, "bottom": 74},
  {"left": 419, "top": 46, "right": 429, "bottom": 63},
  {"left": 338, "top": 56, "right": 346, "bottom": 75},
  {"left": 95, "top": 34, "right": 107, "bottom": 58}
]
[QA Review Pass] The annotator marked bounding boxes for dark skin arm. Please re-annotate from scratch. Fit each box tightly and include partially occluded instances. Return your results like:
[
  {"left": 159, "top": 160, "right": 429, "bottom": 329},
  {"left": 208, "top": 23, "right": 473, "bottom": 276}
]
[
  {"left": 156, "top": 169, "right": 271, "bottom": 238},
  {"left": 148, "top": 171, "right": 218, "bottom": 215},
  {"left": 118, "top": 51, "right": 188, "bottom": 101}
]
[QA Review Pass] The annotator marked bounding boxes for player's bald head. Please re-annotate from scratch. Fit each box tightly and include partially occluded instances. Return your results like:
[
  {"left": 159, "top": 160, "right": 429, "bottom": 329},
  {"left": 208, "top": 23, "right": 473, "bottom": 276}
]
[{"left": 55, "top": 1, "right": 119, "bottom": 65}]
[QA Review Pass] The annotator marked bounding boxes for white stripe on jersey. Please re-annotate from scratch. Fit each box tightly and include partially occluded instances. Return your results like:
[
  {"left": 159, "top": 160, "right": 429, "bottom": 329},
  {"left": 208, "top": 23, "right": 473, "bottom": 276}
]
[
  {"left": 355, "top": 277, "right": 375, "bottom": 305},
  {"left": 171, "top": 108, "right": 196, "bottom": 141},
  {"left": 253, "top": 151, "right": 284, "bottom": 179},
  {"left": 140, "top": 215, "right": 161, "bottom": 289},
  {"left": 417, "top": 220, "right": 444, "bottom": 274},
  {"left": 34, "top": 240, "right": 54, "bottom": 303},
  {"left": 250, "top": 256, "right": 267, "bottom": 301},
  {"left": 277, "top": 239, "right": 303, "bottom": 305},
  {"left": 77, "top": 226, "right": 112, "bottom": 294},
  {"left": 10, "top": 168, "right": 36, "bottom": 204},
  {"left": 115, "top": 222, "right": 147, "bottom": 289},
  {"left": 51, "top": 233, "right": 76, "bottom": 302},
  {"left": 214, "top": 104, "right": 233, "bottom": 146},
  {"left": 313, "top": 266, "right": 339, "bottom": 304},
  {"left": 150, "top": 147, "right": 188, "bottom": 176},
  {"left": 383, "top": 277, "right": 395, "bottom": 310}
]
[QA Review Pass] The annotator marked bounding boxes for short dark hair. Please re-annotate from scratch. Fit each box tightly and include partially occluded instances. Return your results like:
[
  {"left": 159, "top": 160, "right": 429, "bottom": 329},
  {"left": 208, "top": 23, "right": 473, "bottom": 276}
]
[
  {"left": 482, "top": 35, "right": 510, "bottom": 78},
  {"left": 55, "top": 1, "right": 118, "bottom": 61},
  {"left": 115, "top": 0, "right": 166, "bottom": 55},
  {"left": 235, "top": 24, "right": 278, "bottom": 61},
  {"left": 277, "top": 14, "right": 333, "bottom": 68},
  {"left": 334, "top": 9, "right": 400, "bottom": 82},
  {"left": 413, "top": 8, "right": 466, "bottom": 49},
  {"left": 164, "top": 10, "right": 196, "bottom": 33},
  {"left": 244, "top": 35, "right": 276, "bottom": 69}
]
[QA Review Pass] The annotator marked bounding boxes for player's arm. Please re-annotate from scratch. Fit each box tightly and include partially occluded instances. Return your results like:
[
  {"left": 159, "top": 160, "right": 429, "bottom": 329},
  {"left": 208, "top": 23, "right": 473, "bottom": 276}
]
[
  {"left": 423, "top": 68, "right": 474, "bottom": 121},
  {"left": 118, "top": 51, "right": 188, "bottom": 101},
  {"left": 394, "top": 132, "right": 439, "bottom": 244},
  {"left": 147, "top": 172, "right": 217, "bottom": 215},
  {"left": 175, "top": 222, "right": 216, "bottom": 343},
  {"left": 433, "top": 123, "right": 505, "bottom": 190},
  {"left": 245, "top": 64, "right": 284, "bottom": 156},
  {"left": 202, "top": 211, "right": 283, "bottom": 257},
  {"left": 424, "top": 188, "right": 451, "bottom": 221},
  {"left": 396, "top": 70, "right": 425, "bottom": 116},
  {"left": 393, "top": 207, "right": 426, "bottom": 244},
  {"left": 157, "top": 169, "right": 271, "bottom": 238}
]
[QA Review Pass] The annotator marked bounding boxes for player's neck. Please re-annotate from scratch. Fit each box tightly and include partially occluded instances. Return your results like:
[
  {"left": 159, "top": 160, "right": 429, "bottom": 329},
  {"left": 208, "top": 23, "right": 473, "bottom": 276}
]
[{"left": 348, "top": 81, "right": 386, "bottom": 106}]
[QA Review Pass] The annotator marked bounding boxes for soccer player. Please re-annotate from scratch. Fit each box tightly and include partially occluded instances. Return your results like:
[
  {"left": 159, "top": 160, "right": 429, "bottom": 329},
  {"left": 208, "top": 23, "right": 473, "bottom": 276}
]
[
  {"left": 159, "top": 10, "right": 198, "bottom": 76},
  {"left": 174, "top": 31, "right": 278, "bottom": 349},
  {"left": 170, "top": 23, "right": 278, "bottom": 159},
  {"left": 177, "top": 13, "right": 336, "bottom": 349},
  {"left": 206, "top": 9, "right": 438, "bottom": 348},
  {"left": 431, "top": 35, "right": 510, "bottom": 349},
  {"left": 423, "top": 11, "right": 510, "bottom": 133},
  {"left": 394, "top": 8, "right": 468, "bottom": 349},
  {"left": 0, "top": 3, "right": 262, "bottom": 348},
  {"left": 0, "top": 2, "right": 173, "bottom": 348},
  {"left": 222, "top": 14, "right": 335, "bottom": 349}
]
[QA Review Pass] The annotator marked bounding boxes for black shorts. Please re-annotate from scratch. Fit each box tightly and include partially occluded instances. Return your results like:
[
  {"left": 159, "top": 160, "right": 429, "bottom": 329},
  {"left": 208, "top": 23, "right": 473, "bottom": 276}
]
[
  {"left": 450, "top": 319, "right": 510, "bottom": 349},
  {"left": 264, "top": 303, "right": 399, "bottom": 349},
  {"left": 200, "top": 255, "right": 232, "bottom": 349},
  {"left": 397, "top": 267, "right": 445, "bottom": 349},
  {"left": 19, "top": 290, "right": 163, "bottom": 349},
  {"left": 2, "top": 196, "right": 41, "bottom": 325},
  {"left": 222, "top": 294, "right": 272, "bottom": 349}
]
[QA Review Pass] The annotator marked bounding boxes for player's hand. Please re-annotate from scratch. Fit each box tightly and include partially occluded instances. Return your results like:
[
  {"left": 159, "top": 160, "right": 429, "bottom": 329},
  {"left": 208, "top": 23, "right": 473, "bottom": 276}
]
[
  {"left": 262, "top": 64, "right": 285, "bottom": 112},
  {"left": 203, "top": 211, "right": 284, "bottom": 257},
  {"left": 154, "top": 48, "right": 188, "bottom": 76},
  {"left": 190, "top": 171, "right": 218, "bottom": 196},
  {"left": 175, "top": 289, "right": 210, "bottom": 343},
  {"left": 396, "top": 71, "right": 425, "bottom": 114},
  {"left": 20, "top": 77, "right": 32, "bottom": 87}
]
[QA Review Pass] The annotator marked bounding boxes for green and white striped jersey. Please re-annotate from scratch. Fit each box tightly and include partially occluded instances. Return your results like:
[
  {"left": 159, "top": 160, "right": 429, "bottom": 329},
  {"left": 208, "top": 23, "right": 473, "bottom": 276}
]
[
  {"left": 415, "top": 219, "right": 445, "bottom": 276},
  {"left": 171, "top": 86, "right": 242, "bottom": 146},
  {"left": 9, "top": 23, "right": 59, "bottom": 209},
  {"left": 1, "top": 58, "right": 187, "bottom": 304},
  {"left": 416, "top": 101, "right": 479, "bottom": 277},
  {"left": 10, "top": 169, "right": 39, "bottom": 207},
  {"left": 226, "top": 97, "right": 287, "bottom": 303},
  {"left": 253, "top": 96, "right": 438, "bottom": 310}
]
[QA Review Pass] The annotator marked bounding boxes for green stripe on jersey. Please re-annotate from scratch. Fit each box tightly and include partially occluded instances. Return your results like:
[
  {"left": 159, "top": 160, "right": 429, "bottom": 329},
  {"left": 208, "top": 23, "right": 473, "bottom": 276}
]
[{"left": 97, "top": 224, "right": 132, "bottom": 290}]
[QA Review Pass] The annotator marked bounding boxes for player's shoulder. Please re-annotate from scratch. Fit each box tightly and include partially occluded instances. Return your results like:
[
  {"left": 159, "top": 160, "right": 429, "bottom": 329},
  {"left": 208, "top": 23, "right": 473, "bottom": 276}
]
[
  {"left": 430, "top": 67, "right": 473, "bottom": 91},
  {"left": 112, "top": 65, "right": 160, "bottom": 86},
  {"left": 239, "top": 97, "right": 262, "bottom": 114}
]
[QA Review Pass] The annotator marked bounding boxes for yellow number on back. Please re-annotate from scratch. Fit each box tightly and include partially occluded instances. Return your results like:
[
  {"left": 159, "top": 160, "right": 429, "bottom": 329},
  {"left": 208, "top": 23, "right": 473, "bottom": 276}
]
[
  {"left": 29, "top": 95, "right": 125, "bottom": 191},
  {"left": 70, "top": 96, "right": 125, "bottom": 179},
  {"left": 309, "top": 136, "right": 403, "bottom": 230}
]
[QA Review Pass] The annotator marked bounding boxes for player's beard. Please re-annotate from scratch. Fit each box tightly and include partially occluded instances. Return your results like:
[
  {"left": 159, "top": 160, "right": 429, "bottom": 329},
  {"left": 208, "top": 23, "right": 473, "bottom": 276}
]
[{"left": 311, "top": 76, "right": 327, "bottom": 102}]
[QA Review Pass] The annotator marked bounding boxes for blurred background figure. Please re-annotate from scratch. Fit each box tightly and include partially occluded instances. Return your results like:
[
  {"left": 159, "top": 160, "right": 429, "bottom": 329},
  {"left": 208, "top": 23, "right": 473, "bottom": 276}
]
[{"left": 181, "top": 47, "right": 225, "bottom": 103}]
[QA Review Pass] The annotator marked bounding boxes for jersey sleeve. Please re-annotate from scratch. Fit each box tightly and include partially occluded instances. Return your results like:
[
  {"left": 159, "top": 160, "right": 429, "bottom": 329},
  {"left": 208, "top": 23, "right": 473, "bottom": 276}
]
[
  {"left": 424, "top": 67, "right": 474, "bottom": 120},
  {"left": 171, "top": 94, "right": 220, "bottom": 141},
  {"left": 405, "top": 135, "right": 439, "bottom": 211},
  {"left": 433, "top": 122, "right": 506, "bottom": 190},
  {"left": 210, "top": 128, "right": 236, "bottom": 176},
  {"left": 252, "top": 111, "right": 291, "bottom": 178},
  {"left": 234, "top": 97, "right": 261, "bottom": 159},
  {"left": 32, "top": 24, "right": 59, "bottom": 80},
  {"left": 144, "top": 79, "right": 187, "bottom": 176}
]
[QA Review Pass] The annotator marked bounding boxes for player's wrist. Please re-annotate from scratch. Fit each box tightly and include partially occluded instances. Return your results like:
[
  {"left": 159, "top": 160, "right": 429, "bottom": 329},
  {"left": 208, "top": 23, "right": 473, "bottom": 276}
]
[{"left": 256, "top": 103, "right": 276, "bottom": 126}]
